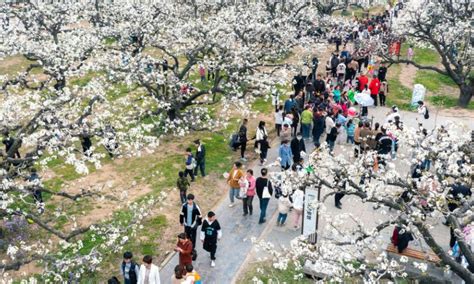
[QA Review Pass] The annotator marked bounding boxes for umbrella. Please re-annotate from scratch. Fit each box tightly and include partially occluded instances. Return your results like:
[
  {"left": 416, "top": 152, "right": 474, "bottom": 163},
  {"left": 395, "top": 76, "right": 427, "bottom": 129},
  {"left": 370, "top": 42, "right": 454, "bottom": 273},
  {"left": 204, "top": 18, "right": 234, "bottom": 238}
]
[{"left": 354, "top": 92, "right": 374, "bottom": 106}]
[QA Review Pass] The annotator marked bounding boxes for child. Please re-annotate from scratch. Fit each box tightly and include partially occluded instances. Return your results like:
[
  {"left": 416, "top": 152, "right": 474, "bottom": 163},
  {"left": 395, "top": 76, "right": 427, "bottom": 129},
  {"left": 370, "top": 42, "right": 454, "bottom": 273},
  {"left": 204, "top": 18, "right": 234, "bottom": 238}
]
[
  {"left": 274, "top": 105, "right": 284, "bottom": 136},
  {"left": 345, "top": 119, "right": 356, "bottom": 144},
  {"left": 177, "top": 171, "right": 190, "bottom": 204},
  {"left": 407, "top": 45, "right": 414, "bottom": 63},
  {"left": 185, "top": 264, "right": 201, "bottom": 284},
  {"left": 277, "top": 193, "right": 292, "bottom": 226}
]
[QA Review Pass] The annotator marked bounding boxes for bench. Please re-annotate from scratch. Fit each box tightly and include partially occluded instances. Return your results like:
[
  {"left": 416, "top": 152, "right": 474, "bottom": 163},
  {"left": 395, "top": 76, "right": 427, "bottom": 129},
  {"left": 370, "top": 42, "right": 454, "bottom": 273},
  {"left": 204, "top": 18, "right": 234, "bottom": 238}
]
[{"left": 386, "top": 244, "right": 441, "bottom": 264}]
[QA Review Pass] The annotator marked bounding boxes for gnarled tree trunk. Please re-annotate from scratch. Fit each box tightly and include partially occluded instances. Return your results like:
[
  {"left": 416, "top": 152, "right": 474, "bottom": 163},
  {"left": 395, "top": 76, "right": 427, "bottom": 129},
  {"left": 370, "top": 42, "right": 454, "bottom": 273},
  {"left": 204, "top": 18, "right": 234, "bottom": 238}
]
[{"left": 458, "top": 83, "right": 473, "bottom": 108}]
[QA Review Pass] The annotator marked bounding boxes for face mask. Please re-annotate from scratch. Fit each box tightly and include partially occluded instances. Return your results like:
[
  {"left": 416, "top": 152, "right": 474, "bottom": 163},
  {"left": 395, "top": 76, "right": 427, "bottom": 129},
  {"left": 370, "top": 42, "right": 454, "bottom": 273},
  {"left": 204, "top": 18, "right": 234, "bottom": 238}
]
[{"left": 297, "top": 136, "right": 302, "bottom": 140}]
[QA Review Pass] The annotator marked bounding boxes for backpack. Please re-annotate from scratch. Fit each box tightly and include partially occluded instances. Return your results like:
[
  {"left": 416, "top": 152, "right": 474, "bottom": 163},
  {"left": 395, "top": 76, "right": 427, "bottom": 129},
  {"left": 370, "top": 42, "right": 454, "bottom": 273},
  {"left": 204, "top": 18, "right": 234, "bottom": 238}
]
[
  {"left": 424, "top": 107, "right": 429, "bottom": 119},
  {"left": 274, "top": 185, "right": 282, "bottom": 199}
]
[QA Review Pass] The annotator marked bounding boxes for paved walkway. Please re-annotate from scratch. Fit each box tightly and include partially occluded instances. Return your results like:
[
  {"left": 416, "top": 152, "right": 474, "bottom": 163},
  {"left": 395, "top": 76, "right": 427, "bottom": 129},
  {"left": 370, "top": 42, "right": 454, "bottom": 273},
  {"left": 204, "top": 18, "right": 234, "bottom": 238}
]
[{"left": 160, "top": 106, "right": 473, "bottom": 283}]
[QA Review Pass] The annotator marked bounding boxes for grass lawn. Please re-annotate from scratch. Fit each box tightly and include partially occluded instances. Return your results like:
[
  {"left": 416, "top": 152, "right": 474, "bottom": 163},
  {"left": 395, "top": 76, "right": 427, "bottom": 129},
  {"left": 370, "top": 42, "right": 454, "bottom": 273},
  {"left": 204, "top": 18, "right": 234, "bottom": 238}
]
[
  {"left": 386, "top": 64, "right": 413, "bottom": 110},
  {"left": 414, "top": 70, "right": 456, "bottom": 92},
  {"left": 399, "top": 44, "right": 440, "bottom": 66}
]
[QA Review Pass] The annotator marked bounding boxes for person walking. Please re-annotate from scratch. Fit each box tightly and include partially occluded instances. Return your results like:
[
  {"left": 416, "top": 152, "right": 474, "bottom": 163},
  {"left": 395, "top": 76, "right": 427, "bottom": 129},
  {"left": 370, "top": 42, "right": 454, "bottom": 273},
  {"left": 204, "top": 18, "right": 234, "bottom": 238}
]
[
  {"left": 184, "top": 148, "right": 196, "bottom": 182},
  {"left": 243, "top": 169, "right": 256, "bottom": 216},
  {"left": 238, "top": 119, "right": 248, "bottom": 161},
  {"left": 179, "top": 194, "right": 202, "bottom": 249},
  {"left": 345, "top": 119, "right": 356, "bottom": 144},
  {"left": 276, "top": 193, "right": 292, "bottom": 226},
  {"left": 255, "top": 121, "right": 268, "bottom": 164},
  {"left": 177, "top": 171, "right": 190, "bottom": 205},
  {"left": 279, "top": 140, "right": 293, "bottom": 171},
  {"left": 200, "top": 211, "right": 222, "bottom": 267},
  {"left": 193, "top": 139, "right": 206, "bottom": 177},
  {"left": 280, "top": 123, "right": 292, "bottom": 143},
  {"left": 300, "top": 105, "right": 313, "bottom": 139},
  {"left": 256, "top": 168, "right": 273, "bottom": 224},
  {"left": 120, "top": 251, "right": 140, "bottom": 284},
  {"left": 175, "top": 232, "right": 193, "bottom": 273},
  {"left": 379, "top": 80, "right": 388, "bottom": 106},
  {"left": 138, "top": 255, "right": 161, "bottom": 284},
  {"left": 312, "top": 108, "right": 325, "bottom": 147},
  {"left": 407, "top": 45, "right": 414, "bottom": 63},
  {"left": 274, "top": 106, "right": 284, "bottom": 137},
  {"left": 290, "top": 133, "right": 306, "bottom": 164},
  {"left": 357, "top": 73, "right": 369, "bottom": 92},
  {"left": 226, "top": 161, "right": 244, "bottom": 207},
  {"left": 326, "top": 123, "right": 340, "bottom": 154},
  {"left": 368, "top": 75, "right": 380, "bottom": 107},
  {"left": 291, "top": 188, "right": 304, "bottom": 229}
]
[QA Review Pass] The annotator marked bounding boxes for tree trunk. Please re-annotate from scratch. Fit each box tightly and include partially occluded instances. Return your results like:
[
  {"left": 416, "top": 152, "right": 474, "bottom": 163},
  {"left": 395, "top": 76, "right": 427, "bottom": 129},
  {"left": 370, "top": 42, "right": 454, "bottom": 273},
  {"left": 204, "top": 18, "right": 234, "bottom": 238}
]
[{"left": 458, "top": 84, "right": 473, "bottom": 108}]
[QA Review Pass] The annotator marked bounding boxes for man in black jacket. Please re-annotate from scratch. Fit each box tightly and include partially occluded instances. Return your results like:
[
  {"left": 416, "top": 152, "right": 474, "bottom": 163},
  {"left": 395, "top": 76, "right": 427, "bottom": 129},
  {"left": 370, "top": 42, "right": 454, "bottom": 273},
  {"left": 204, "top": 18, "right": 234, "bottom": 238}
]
[
  {"left": 238, "top": 119, "right": 248, "bottom": 161},
  {"left": 290, "top": 133, "right": 306, "bottom": 164},
  {"left": 194, "top": 139, "right": 206, "bottom": 177},
  {"left": 256, "top": 168, "right": 273, "bottom": 224},
  {"left": 313, "top": 74, "right": 326, "bottom": 95},
  {"left": 179, "top": 194, "right": 202, "bottom": 248},
  {"left": 378, "top": 63, "right": 387, "bottom": 82}
]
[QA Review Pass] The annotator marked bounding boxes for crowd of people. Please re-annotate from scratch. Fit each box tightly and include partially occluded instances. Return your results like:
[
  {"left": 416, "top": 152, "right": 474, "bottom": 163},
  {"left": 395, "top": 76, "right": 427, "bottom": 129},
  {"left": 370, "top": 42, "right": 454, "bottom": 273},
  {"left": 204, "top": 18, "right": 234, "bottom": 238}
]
[{"left": 106, "top": 3, "right": 473, "bottom": 284}]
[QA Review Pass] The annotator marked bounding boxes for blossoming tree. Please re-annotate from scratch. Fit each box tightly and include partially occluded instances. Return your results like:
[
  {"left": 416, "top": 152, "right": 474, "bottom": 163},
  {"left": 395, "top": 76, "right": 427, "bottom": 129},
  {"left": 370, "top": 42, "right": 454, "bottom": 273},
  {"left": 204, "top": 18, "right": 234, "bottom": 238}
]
[
  {"left": 264, "top": 124, "right": 473, "bottom": 282},
  {"left": 384, "top": 0, "right": 473, "bottom": 107},
  {"left": 0, "top": 0, "right": 325, "bottom": 281}
]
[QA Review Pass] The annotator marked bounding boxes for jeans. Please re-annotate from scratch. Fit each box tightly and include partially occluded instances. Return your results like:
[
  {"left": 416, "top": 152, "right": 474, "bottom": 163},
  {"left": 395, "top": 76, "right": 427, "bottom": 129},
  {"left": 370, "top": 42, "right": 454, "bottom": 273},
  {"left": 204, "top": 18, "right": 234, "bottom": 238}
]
[
  {"left": 327, "top": 140, "right": 335, "bottom": 153},
  {"left": 240, "top": 141, "right": 247, "bottom": 158},
  {"left": 335, "top": 192, "right": 344, "bottom": 206},
  {"left": 276, "top": 124, "right": 282, "bottom": 136},
  {"left": 184, "top": 225, "right": 198, "bottom": 249},
  {"left": 184, "top": 168, "right": 195, "bottom": 181},
  {"left": 379, "top": 93, "right": 386, "bottom": 106},
  {"left": 194, "top": 160, "right": 206, "bottom": 177},
  {"left": 243, "top": 195, "right": 254, "bottom": 214},
  {"left": 370, "top": 94, "right": 378, "bottom": 106},
  {"left": 229, "top": 187, "right": 240, "bottom": 203},
  {"left": 259, "top": 198, "right": 270, "bottom": 223},
  {"left": 302, "top": 123, "right": 311, "bottom": 138},
  {"left": 347, "top": 136, "right": 354, "bottom": 144},
  {"left": 180, "top": 190, "right": 187, "bottom": 204},
  {"left": 422, "top": 159, "right": 431, "bottom": 170},
  {"left": 277, "top": 213, "right": 288, "bottom": 224},
  {"left": 313, "top": 132, "right": 322, "bottom": 147}
]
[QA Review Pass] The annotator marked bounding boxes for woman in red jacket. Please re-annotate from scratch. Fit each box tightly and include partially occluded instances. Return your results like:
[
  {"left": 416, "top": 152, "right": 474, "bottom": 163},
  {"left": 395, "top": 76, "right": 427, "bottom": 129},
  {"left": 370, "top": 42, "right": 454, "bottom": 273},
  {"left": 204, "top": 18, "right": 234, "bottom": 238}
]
[
  {"left": 357, "top": 73, "right": 369, "bottom": 92},
  {"left": 368, "top": 75, "right": 380, "bottom": 107},
  {"left": 175, "top": 232, "right": 193, "bottom": 272}
]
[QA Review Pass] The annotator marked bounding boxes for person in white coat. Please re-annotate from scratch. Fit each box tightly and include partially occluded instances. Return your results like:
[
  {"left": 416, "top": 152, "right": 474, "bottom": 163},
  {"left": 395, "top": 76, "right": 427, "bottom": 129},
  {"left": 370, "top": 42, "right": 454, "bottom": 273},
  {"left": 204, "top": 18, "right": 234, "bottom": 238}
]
[{"left": 139, "top": 255, "right": 161, "bottom": 284}]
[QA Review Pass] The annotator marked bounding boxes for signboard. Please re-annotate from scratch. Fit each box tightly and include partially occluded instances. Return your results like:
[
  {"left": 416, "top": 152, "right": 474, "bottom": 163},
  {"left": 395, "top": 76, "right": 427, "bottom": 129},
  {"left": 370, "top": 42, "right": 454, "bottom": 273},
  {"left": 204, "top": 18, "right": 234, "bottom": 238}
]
[
  {"left": 411, "top": 84, "right": 426, "bottom": 107},
  {"left": 302, "top": 186, "right": 318, "bottom": 236}
]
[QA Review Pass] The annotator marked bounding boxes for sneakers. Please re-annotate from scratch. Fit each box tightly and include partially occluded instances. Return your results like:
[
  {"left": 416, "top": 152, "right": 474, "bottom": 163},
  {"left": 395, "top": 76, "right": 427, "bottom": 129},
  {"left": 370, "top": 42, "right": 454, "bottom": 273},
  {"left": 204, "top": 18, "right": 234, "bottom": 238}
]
[
  {"left": 240, "top": 157, "right": 247, "bottom": 162},
  {"left": 229, "top": 203, "right": 235, "bottom": 208},
  {"left": 211, "top": 260, "right": 215, "bottom": 267}
]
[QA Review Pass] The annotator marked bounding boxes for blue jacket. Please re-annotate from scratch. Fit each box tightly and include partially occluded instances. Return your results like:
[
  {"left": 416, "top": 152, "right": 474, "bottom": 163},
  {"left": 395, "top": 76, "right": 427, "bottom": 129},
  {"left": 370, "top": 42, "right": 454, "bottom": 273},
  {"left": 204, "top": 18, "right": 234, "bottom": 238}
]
[
  {"left": 279, "top": 144, "right": 293, "bottom": 167},
  {"left": 284, "top": 99, "right": 296, "bottom": 113}
]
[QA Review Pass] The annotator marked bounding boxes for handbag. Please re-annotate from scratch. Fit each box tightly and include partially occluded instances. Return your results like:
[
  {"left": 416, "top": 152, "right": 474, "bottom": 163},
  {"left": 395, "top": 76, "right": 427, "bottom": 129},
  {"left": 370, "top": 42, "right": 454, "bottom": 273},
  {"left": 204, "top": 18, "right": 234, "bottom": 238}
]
[{"left": 262, "top": 180, "right": 271, "bottom": 199}]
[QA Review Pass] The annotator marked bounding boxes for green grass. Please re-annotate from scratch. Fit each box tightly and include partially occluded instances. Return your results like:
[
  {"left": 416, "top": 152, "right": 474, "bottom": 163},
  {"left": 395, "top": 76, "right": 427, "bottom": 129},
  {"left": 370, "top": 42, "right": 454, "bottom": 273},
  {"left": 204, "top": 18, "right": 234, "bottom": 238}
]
[
  {"left": 400, "top": 44, "right": 440, "bottom": 66},
  {"left": 429, "top": 95, "right": 474, "bottom": 110},
  {"left": 386, "top": 65, "right": 414, "bottom": 110},
  {"left": 414, "top": 70, "right": 456, "bottom": 92}
]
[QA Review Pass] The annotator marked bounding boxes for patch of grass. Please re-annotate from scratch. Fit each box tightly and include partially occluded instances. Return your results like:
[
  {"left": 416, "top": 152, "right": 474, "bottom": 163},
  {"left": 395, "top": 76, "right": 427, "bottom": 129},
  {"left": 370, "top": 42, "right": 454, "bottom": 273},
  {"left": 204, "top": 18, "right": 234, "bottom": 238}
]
[
  {"left": 69, "top": 71, "right": 106, "bottom": 87},
  {"left": 414, "top": 70, "right": 456, "bottom": 92},
  {"left": 429, "top": 95, "right": 474, "bottom": 110},
  {"left": 0, "top": 55, "right": 36, "bottom": 76},
  {"left": 386, "top": 65, "right": 414, "bottom": 110},
  {"left": 104, "top": 37, "right": 117, "bottom": 45},
  {"left": 400, "top": 44, "right": 440, "bottom": 66},
  {"left": 252, "top": 96, "right": 274, "bottom": 113}
]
